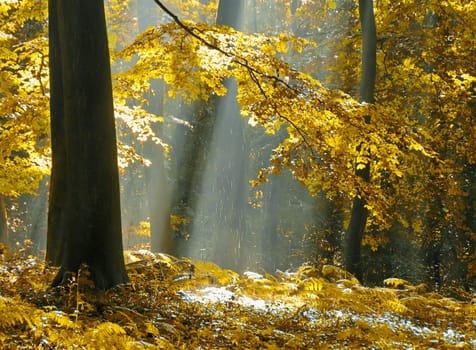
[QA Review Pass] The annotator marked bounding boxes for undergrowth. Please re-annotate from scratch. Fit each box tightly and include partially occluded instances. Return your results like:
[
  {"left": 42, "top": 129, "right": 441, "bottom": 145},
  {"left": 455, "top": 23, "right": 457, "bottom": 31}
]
[{"left": 0, "top": 247, "right": 474, "bottom": 349}]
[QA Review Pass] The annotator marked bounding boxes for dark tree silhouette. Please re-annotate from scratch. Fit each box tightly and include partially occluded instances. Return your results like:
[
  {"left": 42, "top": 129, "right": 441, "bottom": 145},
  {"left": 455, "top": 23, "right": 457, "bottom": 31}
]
[
  {"left": 343, "top": 0, "right": 376, "bottom": 281},
  {"left": 46, "top": 0, "right": 128, "bottom": 289}
]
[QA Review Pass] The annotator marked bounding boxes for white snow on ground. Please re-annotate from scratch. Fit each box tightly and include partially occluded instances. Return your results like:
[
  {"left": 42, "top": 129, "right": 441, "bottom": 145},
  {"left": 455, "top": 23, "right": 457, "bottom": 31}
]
[{"left": 179, "top": 284, "right": 474, "bottom": 348}]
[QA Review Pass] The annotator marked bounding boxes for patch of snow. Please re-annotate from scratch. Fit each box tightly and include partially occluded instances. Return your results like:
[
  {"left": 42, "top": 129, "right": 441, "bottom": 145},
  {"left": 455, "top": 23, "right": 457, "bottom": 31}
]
[
  {"left": 181, "top": 286, "right": 235, "bottom": 304},
  {"left": 242, "top": 271, "right": 265, "bottom": 280},
  {"left": 178, "top": 284, "right": 474, "bottom": 347}
]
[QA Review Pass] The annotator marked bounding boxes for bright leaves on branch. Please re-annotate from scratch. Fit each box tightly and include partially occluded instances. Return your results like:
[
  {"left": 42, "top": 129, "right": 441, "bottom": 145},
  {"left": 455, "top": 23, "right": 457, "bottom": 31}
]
[
  {"left": 0, "top": 0, "right": 474, "bottom": 283},
  {"left": 0, "top": 1, "right": 50, "bottom": 196},
  {"left": 114, "top": 9, "right": 437, "bottom": 229}
]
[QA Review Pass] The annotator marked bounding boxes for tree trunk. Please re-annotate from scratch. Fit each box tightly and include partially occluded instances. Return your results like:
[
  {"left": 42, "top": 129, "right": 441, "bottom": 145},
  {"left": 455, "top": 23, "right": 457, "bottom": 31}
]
[
  {"left": 343, "top": 0, "right": 376, "bottom": 281},
  {"left": 165, "top": 0, "right": 246, "bottom": 259},
  {"left": 214, "top": 0, "right": 247, "bottom": 270},
  {"left": 0, "top": 196, "right": 7, "bottom": 245},
  {"left": 47, "top": 0, "right": 128, "bottom": 289},
  {"left": 216, "top": 0, "right": 244, "bottom": 29},
  {"left": 146, "top": 88, "right": 172, "bottom": 253},
  {"left": 46, "top": 0, "right": 66, "bottom": 266},
  {"left": 168, "top": 100, "right": 214, "bottom": 257},
  {"left": 24, "top": 177, "right": 49, "bottom": 255},
  {"left": 134, "top": 1, "right": 174, "bottom": 254}
]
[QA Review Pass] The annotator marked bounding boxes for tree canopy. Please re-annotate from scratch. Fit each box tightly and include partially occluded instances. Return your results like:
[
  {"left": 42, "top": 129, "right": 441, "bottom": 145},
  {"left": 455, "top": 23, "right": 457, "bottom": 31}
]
[
  {"left": 0, "top": 0, "right": 474, "bottom": 289},
  {"left": 0, "top": 0, "right": 474, "bottom": 348}
]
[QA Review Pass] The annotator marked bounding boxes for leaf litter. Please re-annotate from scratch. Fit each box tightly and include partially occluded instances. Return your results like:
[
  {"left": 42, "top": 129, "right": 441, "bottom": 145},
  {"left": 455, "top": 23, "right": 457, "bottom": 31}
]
[{"left": 0, "top": 248, "right": 474, "bottom": 349}]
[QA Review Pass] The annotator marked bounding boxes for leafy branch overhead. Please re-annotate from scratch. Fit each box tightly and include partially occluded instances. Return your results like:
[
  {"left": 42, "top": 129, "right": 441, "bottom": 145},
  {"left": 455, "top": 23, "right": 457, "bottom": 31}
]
[
  {"left": 0, "top": 1, "right": 50, "bottom": 197},
  {"left": 116, "top": 0, "right": 437, "bottom": 227}
]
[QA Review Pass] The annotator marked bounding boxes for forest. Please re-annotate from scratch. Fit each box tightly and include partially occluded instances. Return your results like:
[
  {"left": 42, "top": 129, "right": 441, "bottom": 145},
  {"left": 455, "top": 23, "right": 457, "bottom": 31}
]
[{"left": 0, "top": 0, "right": 474, "bottom": 348}]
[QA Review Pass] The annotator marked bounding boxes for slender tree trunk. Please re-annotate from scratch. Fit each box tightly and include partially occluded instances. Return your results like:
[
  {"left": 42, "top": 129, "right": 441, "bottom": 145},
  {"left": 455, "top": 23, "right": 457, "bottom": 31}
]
[
  {"left": 26, "top": 177, "right": 49, "bottom": 255},
  {"left": 343, "top": 0, "right": 376, "bottom": 281},
  {"left": 47, "top": 0, "right": 128, "bottom": 289},
  {"left": 462, "top": 162, "right": 476, "bottom": 290},
  {"left": 358, "top": 0, "right": 377, "bottom": 104},
  {"left": 0, "top": 196, "right": 7, "bottom": 245},
  {"left": 212, "top": 78, "right": 248, "bottom": 270},
  {"left": 203, "top": 0, "right": 247, "bottom": 269}
]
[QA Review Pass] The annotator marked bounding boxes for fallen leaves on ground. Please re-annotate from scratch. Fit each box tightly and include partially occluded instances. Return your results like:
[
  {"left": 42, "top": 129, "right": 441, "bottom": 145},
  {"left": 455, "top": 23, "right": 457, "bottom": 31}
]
[{"left": 0, "top": 248, "right": 474, "bottom": 349}]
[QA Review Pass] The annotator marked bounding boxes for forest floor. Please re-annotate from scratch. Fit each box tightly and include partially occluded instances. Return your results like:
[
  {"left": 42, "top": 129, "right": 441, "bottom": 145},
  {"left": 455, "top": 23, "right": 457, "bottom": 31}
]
[{"left": 0, "top": 246, "right": 474, "bottom": 349}]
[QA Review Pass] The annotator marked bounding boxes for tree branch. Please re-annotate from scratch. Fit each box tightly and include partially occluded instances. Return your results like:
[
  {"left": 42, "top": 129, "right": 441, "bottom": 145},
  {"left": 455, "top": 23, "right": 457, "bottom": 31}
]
[{"left": 151, "top": 0, "right": 314, "bottom": 151}]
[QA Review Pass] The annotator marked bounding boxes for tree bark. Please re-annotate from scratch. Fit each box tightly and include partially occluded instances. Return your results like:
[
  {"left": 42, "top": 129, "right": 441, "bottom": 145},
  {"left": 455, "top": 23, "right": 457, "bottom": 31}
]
[
  {"left": 134, "top": 1, "right": 174, "bottom": 254},
  {"left": 162, "top": 0, "right": 246, "bottom": 259},
  {"left": 343, "top": 0, "right": 376, "bottom": 281},
  {"left": 47, "top": 0, "right": 128, "bottom": 289},
  {"left": 46, "top": 0, "right": 66, "bottom": 266},
  {"left": 0, "top": 196, "right": 7, "bottom": 245},
  {"left": 216, "top": 0, "right": 244, "bottom": 29}
]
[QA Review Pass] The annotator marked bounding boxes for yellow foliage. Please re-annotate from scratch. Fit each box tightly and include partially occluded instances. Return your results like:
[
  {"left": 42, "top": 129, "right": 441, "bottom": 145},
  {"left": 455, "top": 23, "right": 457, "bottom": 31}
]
[
  {"left": 0, "top": 295, "right": 34, "bottom": 329},
  {"left": 194, "top": 260, "right": 239, "bottom": 285},
  {"left": 3, "top": 0, "right": 474, "bottom": 252},
  {"left": 297, "top": 277, "right": 324, "bottom": 292},
  {"left": 169, "top": 214, "right": 189, "bottom": 232},
  {"left": 1, "top": 4, "right": 475, "bottom": 347},
  {"left": 0, "top": 0, "right": 50, "bottom": 197},
  {"left": 0, "top": 252, "right": 474, "bottom": 348},
  {"left": 384, "top": 277, "right": 410, "bottom": 289},
  {"left": 125, "top": 221, "right": 151, "bottom": 238}
]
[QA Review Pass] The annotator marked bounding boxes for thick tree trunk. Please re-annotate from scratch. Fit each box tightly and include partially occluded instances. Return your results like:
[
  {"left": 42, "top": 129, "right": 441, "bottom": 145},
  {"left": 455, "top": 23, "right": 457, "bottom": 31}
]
[
  {"left": 168, "top": 100, "right": 214, "bottom": 257},
  {"left": 164, "top": 0, "right": 246, "bottom": 259},
  {"left": 47, "top": 0, "right": 128, "bottom": 289},
  {"left": 134, "top": 2, "right": 174, "bottom": 253},
  {"left": 216, "top": 0, "right": 244, "bottom": 28},
  {"left": 212, "top": 0, "right": 247, "bottom": 270},
  {"left": 46, "top": 0, "right": 66, "bottom": 266},
  {"left": 343, "top": 0, "right": 376, "bottom": 281}
]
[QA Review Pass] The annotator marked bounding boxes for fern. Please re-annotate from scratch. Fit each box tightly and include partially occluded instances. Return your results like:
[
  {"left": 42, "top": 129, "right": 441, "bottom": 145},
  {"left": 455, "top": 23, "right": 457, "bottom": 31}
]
[
  {"left": 90, "top": 321, "right": 127, "bottom": 336},
  {"left": 0, "top": 248, "right": 474, "bottom": 348},
  {"left": 0, "top": 295, "right": 35, "bottom": 329},
  {"left": 384, "top": 277, "right": 410, "bottom": 289},
  {"left": 84, "top": 321, "right": 135, "bottom": 349},
  {"left": 297, "top": 277, "right": 324, "bottom": 292}
]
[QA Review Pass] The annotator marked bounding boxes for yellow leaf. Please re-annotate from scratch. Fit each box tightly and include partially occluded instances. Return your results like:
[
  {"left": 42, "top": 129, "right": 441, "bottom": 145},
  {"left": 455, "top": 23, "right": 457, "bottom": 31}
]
[
  {"left": 384, "top": 278, "right": 409, "bottom": 289},
  {"left": 394, "top": 168, "right": 403, "bottom": 177},
  {"left": 298, "top": 277, "right": 324, "bottom": 292}
]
